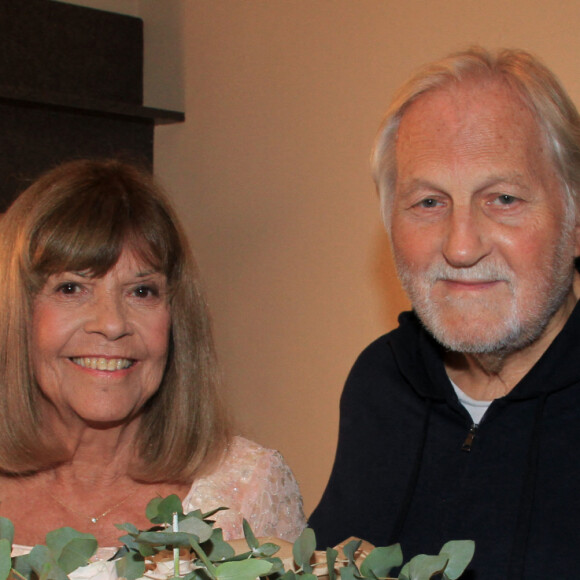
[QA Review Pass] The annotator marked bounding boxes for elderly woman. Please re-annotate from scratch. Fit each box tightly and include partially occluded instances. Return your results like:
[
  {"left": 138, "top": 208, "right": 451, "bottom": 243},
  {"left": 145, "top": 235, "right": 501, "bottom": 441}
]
[{"left": 0, "top": 159, "right": 305, "bottom": 554}]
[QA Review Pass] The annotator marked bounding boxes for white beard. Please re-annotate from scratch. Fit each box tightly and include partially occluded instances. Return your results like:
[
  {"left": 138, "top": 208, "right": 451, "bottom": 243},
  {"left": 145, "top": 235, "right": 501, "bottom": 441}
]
[{"left": 394, "top": 226, "right": 576, "bottom": 355}]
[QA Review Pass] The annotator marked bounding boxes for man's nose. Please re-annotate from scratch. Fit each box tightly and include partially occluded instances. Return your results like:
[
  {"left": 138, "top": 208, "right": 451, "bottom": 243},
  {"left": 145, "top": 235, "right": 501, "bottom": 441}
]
[
  {"left": 83, "top": 293, "right": 132, "bottom": 340},
  {"left": 442, "top": 208, "right": 490, "bottom": 267}
]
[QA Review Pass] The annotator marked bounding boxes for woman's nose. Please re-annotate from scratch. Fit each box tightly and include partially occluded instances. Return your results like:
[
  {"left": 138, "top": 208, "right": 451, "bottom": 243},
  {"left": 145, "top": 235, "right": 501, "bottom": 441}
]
[{"left": 83, "top": 293, "right": 132, "bottom": 340}]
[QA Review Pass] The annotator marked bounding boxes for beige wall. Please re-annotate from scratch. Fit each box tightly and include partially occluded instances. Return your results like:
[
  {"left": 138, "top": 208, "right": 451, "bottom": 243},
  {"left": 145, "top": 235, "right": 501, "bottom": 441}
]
[{"left": 60, "top": 0, "right": 580, "bottom": 515}]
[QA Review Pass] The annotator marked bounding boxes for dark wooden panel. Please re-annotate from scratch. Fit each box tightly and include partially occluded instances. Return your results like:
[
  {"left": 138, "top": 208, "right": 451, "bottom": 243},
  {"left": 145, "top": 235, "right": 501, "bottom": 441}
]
[
  {"left": 0, "top": 102, "right": 154, "bottom": 211},
  {"left": 0, "top": 0, "right": 143, "bottom": 105}
]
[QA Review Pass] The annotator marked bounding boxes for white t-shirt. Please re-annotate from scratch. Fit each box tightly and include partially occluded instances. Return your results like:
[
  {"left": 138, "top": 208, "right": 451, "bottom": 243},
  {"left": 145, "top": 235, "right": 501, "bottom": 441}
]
[{"left": 450, "top": 380, "right": 492, "bottom": 424}]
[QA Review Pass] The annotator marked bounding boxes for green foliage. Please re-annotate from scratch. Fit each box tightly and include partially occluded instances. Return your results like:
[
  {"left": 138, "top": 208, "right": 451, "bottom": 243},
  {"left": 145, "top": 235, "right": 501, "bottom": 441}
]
[
  {"left": 360, "top": 544, "right": 403, "bottom": 578},
  {"left": 439, "top": 541, "right": 475, "bottom": 580},
  {"left": 325, "top": 548, "right": 338, "bottom": 580},
  {"left": 292, "top": 528, "right": 316, "bottom": 574},
  {"left": 0, "top": 519, "right": 14, "bottom": 546},
  {"left": 5, "top": 527, "right": 96, "bottom": 580},
  {"left": 0, "top": 496, "right": 474, "bottom": 580}
]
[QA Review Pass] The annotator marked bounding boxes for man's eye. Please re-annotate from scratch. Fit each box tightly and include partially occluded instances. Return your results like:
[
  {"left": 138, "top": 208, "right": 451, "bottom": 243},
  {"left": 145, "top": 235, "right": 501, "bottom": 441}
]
[
  {"left": 417, "top": 198, "right": 440, "bottom": 208},
  {"left": 495, "top": 194, "right": 518, "bottom": 205}
]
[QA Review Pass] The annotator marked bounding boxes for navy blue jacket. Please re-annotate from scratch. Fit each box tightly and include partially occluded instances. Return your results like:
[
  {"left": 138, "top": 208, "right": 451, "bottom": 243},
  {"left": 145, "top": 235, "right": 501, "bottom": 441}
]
[{"left": 309, "top": 304, "right": 580, "bottom": 580}]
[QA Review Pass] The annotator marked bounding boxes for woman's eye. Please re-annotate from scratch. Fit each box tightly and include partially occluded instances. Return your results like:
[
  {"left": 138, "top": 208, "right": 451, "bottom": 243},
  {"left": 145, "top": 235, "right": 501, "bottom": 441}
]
[
  {"left": 133, "top": 285, "right": 159, "bottom": 299},
  {"left": 56, "top": 282, "right": 80, "bottom": 295}
]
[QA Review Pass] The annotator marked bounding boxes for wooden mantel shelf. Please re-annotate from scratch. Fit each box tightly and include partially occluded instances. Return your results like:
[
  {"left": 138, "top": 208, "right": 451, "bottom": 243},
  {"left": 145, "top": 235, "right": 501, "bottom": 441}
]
[{"left": 0, "top": 84, "right": 184, "bottom": 126}]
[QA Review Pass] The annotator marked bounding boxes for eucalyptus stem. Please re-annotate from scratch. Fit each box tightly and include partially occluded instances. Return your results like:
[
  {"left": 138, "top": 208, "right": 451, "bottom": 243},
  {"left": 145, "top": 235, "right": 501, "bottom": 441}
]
[
  {"left": 189, "top": 537, "right": 218, "bottom": 579},
  {"left": 10, "top": 569, "right": 27, "bottom": 580},
  {"left": 173, "top": 512, "right": 179, "bottom": 578}
]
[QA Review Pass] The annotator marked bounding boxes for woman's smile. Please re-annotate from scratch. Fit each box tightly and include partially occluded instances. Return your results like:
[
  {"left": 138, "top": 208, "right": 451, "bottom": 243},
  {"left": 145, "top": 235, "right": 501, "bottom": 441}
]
[{"left": 69, "top": 357, "right": 135, "bottom": 371}]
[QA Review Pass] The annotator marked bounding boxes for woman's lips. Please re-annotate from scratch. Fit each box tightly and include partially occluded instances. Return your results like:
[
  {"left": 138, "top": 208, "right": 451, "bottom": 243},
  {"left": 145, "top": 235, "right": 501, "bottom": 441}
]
[{"left": 70, "top": 357, "right": 134, "bottom": 371}]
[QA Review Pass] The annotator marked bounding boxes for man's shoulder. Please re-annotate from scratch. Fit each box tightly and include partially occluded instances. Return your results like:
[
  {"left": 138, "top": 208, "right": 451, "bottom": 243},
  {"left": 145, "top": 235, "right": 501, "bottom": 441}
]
[
  {"left": 350, "top": 310, "right": 423, "bottom": 368},
  {"left": 342, "top": 311, "right": 428, "bottom": 397}
]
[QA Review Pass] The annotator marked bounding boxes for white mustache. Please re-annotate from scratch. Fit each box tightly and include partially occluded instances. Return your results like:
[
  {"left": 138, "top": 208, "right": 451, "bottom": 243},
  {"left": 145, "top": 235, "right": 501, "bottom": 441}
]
[{"left": 424, "top": 262, "right": 513, "bottom": 284}]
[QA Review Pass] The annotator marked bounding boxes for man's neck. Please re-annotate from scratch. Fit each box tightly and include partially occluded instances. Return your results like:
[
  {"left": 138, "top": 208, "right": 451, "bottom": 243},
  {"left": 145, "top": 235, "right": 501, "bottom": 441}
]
[{"left": 445, "top": 281, "right": 579, "bottom": 401}]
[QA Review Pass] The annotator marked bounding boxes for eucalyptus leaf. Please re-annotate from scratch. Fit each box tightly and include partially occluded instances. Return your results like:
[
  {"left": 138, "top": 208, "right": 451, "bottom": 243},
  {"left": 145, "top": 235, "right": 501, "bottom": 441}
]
[
  {"left": 115, "top": 522, "right": 140, "bottom": 535},
  {"left": 242, "top": 519, "right": 259, "bottom": 550},
  {"left": 147, "top": 494, "right": 184, "bottom": 524},
  {"left": 179, "top": 514, "right": 214, "bottom": 543},
  {"left": 360, "top": 544, "right": 403, "bottom": 578},
  {"left": 202, "top": 507, "right": 229, "bottom": 520},
  {"left": 0, "top": 538, "right": 12, "bottom": 580},
  {"left": 136, "top": 531, "right": 199, "bottom": 547},
  {"left": 264, "top": 556, "right": 284, "bottom": 575},
  {"left": 204, "top": 528, "right": 235, "bottom": 562},
  {"left": 340, "top": 564, "right": 359, "bottom": 580},
  {"left": 278, "top": 571, "right": 296, "bottom": 580},
  {"left": 137, "top": 543, "right": 157, "bottom": 558},
  {"left": 12, "top": 554, "right": 34, "bottom": 578},
  {"left": 117, "top": 533, "right": 141, "bottom": 551},
  {"left": 326, "top": 547, "right": 338, "bottom": 580},
  {"left": 292, "top": 527, "right": 316, "bottom": 573},
  {"left": 398, "top": 561, "right": 410, "bottom": 580},
  {"left": 254, "top": 542, "right": 280, "bottom": 558},
  {"left": 214, "top": 550, "right": 253, "bottom": 563},
  {"left": 0, "top": 518, "right": 14, "bottom": 545},
  {"left": 407, "top": 554, "right": 448, "bottom": 580},
  {"left": 57, "top": 537, "right": 99, "bottom": 574},
  {"left": 342, "top": 539, "right": 362, "bottom": 569},
  {"left": 145, "top": 497, "right": 164, "bottom": 521},
  {"left": 215, "top": 558, "right": 273, "bottom": 580},
  {"left": 45, "top": 527, "right": 97, "bottom": 565},
  {"left": 27, "top": 544, "right": 68, "bottom": 580},
  {"left": 185, "top": 569, "right": 213, "bottom": 580},
  {"left": 115, "top": 550, "right": 147, "bottom": 580},
  {"left": 439, "top": 541, "right": 475, "bottom": 580}
]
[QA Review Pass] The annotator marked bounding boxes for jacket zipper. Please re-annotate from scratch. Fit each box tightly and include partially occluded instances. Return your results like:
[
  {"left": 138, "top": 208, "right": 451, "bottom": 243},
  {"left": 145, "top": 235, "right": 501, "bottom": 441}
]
[{"left": 462, "top": 423, "right": 478, "bottom": 452}]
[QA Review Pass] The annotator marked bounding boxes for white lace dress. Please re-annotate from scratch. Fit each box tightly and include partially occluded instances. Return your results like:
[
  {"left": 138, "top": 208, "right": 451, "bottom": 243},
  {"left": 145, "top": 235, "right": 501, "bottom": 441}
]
[
  {"left": 11, "top": 436, "right": 306, "bottom": 562},
  {"left": 182, "top": 436, "right": 305, "bottom": 541}
]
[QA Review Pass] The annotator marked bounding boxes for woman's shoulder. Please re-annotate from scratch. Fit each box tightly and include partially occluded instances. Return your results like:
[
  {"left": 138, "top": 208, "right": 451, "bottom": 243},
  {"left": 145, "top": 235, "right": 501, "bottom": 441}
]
[
  {"left": 224, "top": 435, "right": 279, "bottom": 465},
  {"left": 184, "top": 436, "right": 280, "bottom": 496},
  {"left": 182, "top": 436, "right": 305, "bottom": 541}
]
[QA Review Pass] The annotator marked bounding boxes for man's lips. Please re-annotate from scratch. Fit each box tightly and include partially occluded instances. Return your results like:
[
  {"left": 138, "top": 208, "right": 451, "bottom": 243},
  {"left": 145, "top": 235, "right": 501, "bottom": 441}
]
[
  {"left": 69, "top": 357, "right": 135, "bottom": 371},
  {"left": 440, "top": 279, "right": 504, "bottom": 291}
]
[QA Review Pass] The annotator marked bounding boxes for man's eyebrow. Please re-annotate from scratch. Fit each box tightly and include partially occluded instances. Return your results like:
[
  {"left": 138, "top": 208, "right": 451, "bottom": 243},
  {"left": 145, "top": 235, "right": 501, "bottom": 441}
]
[
  {"left": 398, "top": 174, "right": 530, "bottom": 195},
  {"left": 397, "top": 178, "right": 445, "bottom": 196},
  {"left": 474, "top": 174, "right": 530, "bottom": 192}
]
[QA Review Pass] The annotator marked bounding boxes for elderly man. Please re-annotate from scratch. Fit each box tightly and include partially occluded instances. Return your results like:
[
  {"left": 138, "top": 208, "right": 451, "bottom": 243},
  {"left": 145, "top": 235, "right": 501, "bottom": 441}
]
[{"left": 309, "top": 47, "right": 580, "bottom": 580}]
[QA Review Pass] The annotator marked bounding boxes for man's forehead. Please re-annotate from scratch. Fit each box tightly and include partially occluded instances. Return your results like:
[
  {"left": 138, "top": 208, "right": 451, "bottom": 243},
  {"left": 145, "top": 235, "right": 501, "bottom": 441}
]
[
  {"left": 400, "top": 78, "right": 534, "bottom": 136},
  {"left": 395, "top": 79, "right": 548, "bottom": 167}
]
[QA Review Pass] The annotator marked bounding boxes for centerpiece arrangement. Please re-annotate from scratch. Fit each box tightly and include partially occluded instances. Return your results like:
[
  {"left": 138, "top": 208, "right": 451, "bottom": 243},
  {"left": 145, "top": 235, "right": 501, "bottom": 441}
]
[{"left": 0, "top": 495, "right": 474, "bottom": 580}]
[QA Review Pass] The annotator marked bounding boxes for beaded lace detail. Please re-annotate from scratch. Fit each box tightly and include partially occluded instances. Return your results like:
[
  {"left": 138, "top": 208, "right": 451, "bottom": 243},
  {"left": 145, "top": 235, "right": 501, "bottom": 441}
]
[{"left": 183, "top": 436, "right": 306, "bottom": 542}]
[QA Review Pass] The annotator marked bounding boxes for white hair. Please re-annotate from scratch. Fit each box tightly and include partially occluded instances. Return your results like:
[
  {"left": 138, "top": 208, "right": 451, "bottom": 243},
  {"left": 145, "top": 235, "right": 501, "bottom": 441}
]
[{"left": 371, "top": 47, "right": 580, "bottom": 231}]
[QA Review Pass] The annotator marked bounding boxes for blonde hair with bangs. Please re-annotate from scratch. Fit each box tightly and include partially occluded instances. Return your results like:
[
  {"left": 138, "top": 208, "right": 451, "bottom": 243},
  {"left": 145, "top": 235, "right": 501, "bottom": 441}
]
[{"left": 0, "top": 159, "right": 229, "bottom": 481}]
